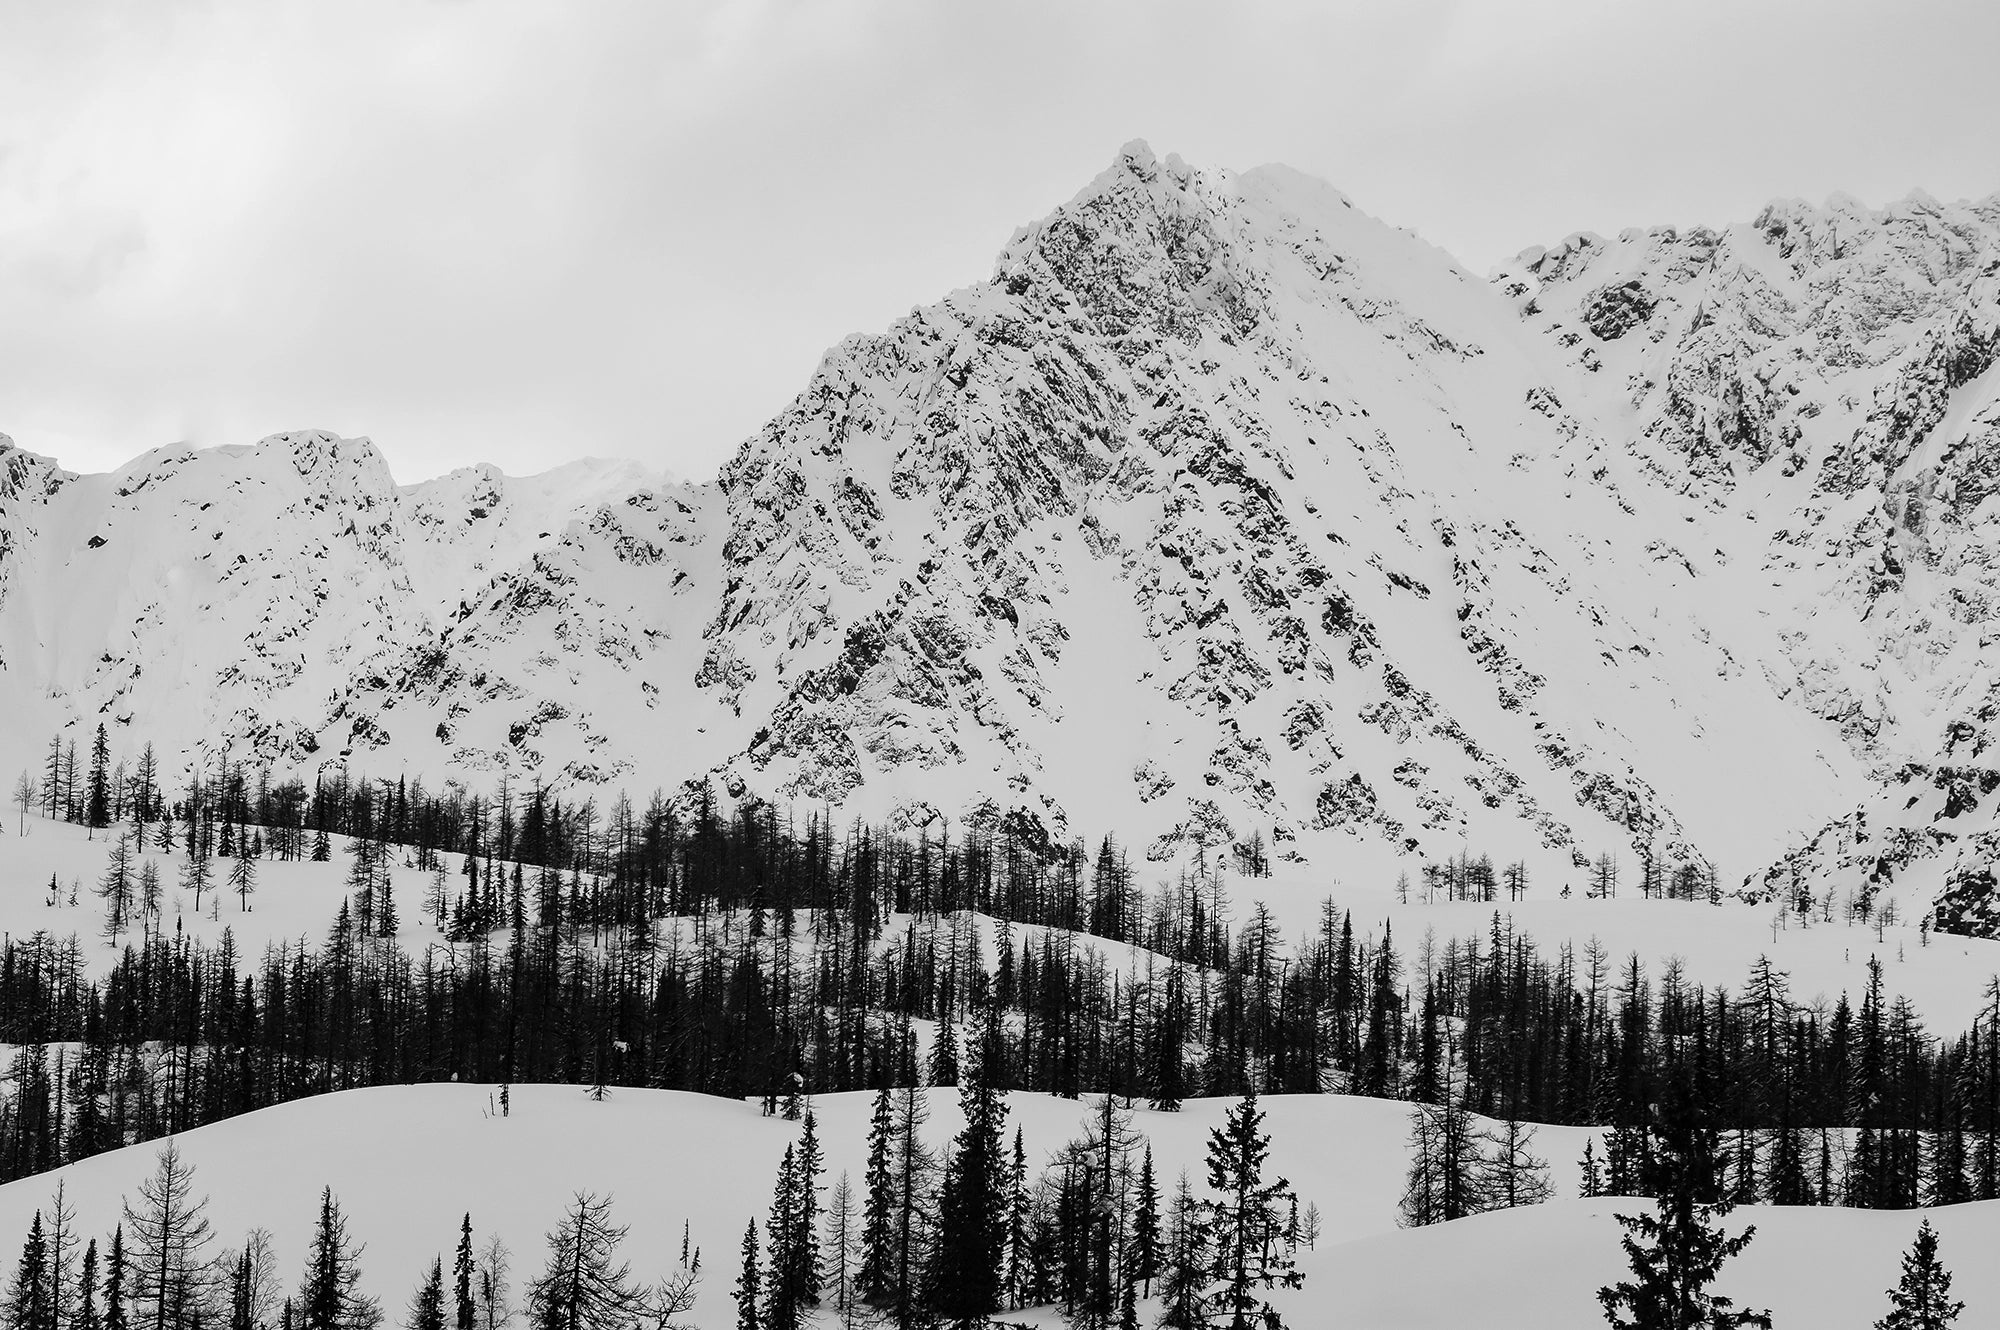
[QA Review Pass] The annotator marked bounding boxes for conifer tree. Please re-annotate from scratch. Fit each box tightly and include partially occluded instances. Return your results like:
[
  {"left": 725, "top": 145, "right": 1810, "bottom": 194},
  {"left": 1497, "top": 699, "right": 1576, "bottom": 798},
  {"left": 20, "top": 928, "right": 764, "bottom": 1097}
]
[
  {"left": 1487, "top": 1117, "right": 1554, "bottom": 1210},
  {"left": 822, "top": 1173, "right": 859, "bottom": 1330},
  {"left": 123, "top": 1142, "right": 218, "bottom": 1330},
  {"left": 1398, "top": 1097, "right": 1493, "bottom": 1227},
  {"left": 87, "top": 724, "right": 111, "bottom": 833},
  {"left": 1199, "top": 1090, "right": 1300, "bottom": 1330},
  {"left": 230, "top": 853, "right": 258, "bottom": 913},
  {"left": 230, "top": 1252, "right": 255, "bottom": 1330},
  {"left": 1150, "top": 965, "right": 1189, "bottom": 1113},
  {"left": 45, "top": 1180, "right": 79, "bottom": 1330},
  {"left": 929, "top": 1022, "right": 1009, "bottom": 1328},
  {"left": 99, "top": 830, "right": 137, "bottom": 942},
  {"left": 762, "top": 1148, "right": 802, "bottom": 1330},
  {"left": 298, "top": 1188, "right": 379, "bottom": 1330},
  {"left": 1130, "top": 1146, "right": 1161, "bottom": 1299},
  {"left": 525, "top": 1193, "right": 647, "bottom": 1330},
  {"left": 1875, "top": 1219, "right": 1962, "bottom": 1330},
  {"left": 7, "top": 1211, "right": 53, "bottom": 1330},
  {"left": 1155, "top": 1173, "right": 1207, "bottom": 1330},
  {"left": 138, "top": 861, "right": 162, "bottom": 925},
  {"left": 733, "top": 1223, "right": 759, "bottom": 1330},
  {"left": 1003, "top": 1130, "right": 1031, "bottom": 1312},
  {"left": 453, "top": 1218, "right": 476, "bottom": 1330},
  {"left": 405, "top": 1260, "right": 444, "bottom": 1330},
  {"left": 12, "top": 769, "right": 35, "bottom": 836},
  {"left": 103, "top": 1228, "right": 127, "bottom": 1330},
  {"left": 1598, "top": 1069, "right": 1770, "bottom": 1330},
  {"left": 77, "top": 1241, "right": 100, "bottom": 1330},
  {"left": 790, "top": 1113, "right": 823, "bottom": 1314},
  {"left": 857, "top": 1087, "right": 895, "bottom": 1309}
]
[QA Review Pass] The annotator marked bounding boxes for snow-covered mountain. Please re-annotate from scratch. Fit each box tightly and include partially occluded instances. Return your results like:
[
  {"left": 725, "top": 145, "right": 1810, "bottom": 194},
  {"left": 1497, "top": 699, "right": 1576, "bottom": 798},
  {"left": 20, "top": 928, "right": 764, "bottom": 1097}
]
[{"left": 4, "top": 142, "right": 1998, "bottom": 907}]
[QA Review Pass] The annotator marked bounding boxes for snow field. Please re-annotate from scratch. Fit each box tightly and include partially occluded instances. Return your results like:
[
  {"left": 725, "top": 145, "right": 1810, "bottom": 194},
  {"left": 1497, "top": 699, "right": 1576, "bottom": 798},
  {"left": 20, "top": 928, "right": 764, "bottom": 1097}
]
[{"left": 0, "top": 1083, "right": 1987, "bottom": 1330}]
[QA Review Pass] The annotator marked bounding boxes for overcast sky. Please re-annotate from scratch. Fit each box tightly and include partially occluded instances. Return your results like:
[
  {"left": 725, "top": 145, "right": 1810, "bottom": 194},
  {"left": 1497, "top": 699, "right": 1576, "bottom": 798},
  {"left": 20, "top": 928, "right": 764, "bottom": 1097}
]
[{"left": 3, "top": 0, "right": 1996, "bottom": 485}]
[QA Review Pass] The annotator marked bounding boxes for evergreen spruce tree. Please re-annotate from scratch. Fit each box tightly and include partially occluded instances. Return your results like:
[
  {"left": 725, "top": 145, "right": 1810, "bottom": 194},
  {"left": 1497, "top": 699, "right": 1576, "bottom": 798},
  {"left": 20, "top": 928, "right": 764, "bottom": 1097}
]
[
  {"left": 453, "top": 1218, "right": 476, "bottom": 1330},
  {"left": 733, "top": 1224, "right": 759, "bottom": 1330},
  {"left": 103, "top": 1228, "right": 127, "bottom": 1330},
  {"left": 87, "top": 724, "right": 111, "bottom": 832},
  {"left": 298, "top": 1188, "right": 380, "bottom": 1330},
  {"left": 7, "top": 1211, "right": 53, "bottom": 1330},
  {"left": 928, "top": 1021, "right": 1010, "bottom": 1328},
  {"left": 77, "top": 1241, "right": 100, "bottom": 1330},
  {"left": 405, "top": 1261, "right": 445, "bottom": 1330},
  {"left": 1130, "top": 1146, "right": 1161, "bottom": 1299},
  {"left": 1150, "top": 965, "right": 1189, "bottom": 1113},
  {"left": 1597, "top": 1069, "right": 1771, "bottom": 1330},
  {"left": 1003, "top": 1130, "right": 1031, "bottom": 1312},
  {"left": 1581, "top": 1139, "right": 1604, "bottom": 1199},
  {"left": 1874, "top": 1219, "right": 1962, "bottom": 1330},
  {"left": 1199, "top": 1090, "right": 1301, "bottom": 1330},
  {"left": 761, "top": 1148, "right": 802, "bottom": 1330},
  {"left": 790, "top": 1114, "right": 824, "bottom": 1315}
]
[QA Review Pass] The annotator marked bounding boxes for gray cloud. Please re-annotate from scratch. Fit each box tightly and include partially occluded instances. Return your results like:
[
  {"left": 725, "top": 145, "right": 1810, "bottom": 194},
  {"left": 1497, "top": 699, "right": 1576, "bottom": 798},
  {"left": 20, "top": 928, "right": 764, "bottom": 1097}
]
[{"left": 2, "top": 0, "right": 1995, "bottom": 481}]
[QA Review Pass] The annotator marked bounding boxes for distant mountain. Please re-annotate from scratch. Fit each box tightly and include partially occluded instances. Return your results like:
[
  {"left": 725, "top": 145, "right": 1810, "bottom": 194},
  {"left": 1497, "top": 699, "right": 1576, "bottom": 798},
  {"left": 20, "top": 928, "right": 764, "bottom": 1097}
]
[{"left": 4, "top": 142, "right": 1997, "bottom": 909}]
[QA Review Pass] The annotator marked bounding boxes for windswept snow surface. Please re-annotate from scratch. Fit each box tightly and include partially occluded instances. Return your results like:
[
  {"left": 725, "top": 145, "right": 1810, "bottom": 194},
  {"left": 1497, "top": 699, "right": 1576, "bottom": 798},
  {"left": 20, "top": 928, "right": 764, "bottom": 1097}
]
[{"left": 0, "top": 1083, "right": 1990, "bottom": 1330}]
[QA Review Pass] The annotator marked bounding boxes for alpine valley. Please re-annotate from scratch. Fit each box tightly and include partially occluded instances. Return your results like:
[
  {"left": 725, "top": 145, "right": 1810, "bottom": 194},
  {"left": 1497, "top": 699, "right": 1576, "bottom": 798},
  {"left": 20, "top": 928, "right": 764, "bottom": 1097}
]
[{"left": 6, "top": 141, "right": 2000, "bottom": 924}]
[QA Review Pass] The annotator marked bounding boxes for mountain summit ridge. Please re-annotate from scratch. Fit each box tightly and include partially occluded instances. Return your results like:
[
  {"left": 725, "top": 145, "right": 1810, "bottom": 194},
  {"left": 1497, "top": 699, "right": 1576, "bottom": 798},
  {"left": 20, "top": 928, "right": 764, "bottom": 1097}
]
[{"left": 5, "top": 145, "right": 2000, "bottom": 915}]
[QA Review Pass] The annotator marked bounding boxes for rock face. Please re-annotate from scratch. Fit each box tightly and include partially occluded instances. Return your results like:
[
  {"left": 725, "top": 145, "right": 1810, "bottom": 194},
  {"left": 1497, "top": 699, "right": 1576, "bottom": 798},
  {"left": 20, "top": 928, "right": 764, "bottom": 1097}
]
[
  {"left": 1498, "top": 187, "right": 2000, "bottom": 918},
  {"left": 5, "top": 145, "right": 2000, "bottom": 907}
]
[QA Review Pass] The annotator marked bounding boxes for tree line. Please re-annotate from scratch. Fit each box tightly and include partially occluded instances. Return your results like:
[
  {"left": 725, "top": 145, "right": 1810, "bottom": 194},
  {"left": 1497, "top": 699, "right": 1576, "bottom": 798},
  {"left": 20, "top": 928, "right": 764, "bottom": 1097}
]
[{"left": 0, "top": 754, "right": 1996, "bottom": 1219}]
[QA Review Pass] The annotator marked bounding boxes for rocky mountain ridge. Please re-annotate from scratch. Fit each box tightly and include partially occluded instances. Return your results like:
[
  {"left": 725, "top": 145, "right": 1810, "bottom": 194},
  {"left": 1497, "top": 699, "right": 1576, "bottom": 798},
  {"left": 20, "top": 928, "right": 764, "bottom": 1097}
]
[{"left": 4, "top": 144, "right": 1999, "bottom": 912}]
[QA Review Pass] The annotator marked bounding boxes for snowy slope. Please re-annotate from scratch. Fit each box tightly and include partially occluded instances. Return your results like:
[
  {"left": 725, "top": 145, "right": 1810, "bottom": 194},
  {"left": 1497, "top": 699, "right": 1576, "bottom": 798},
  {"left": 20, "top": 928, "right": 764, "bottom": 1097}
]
[
  {"left": 0, "top": 1082, "right": 1990, "bottom": 1330},
  {"left": 1499, "top": 188, "right": 2000, "bottom": 925},
  {"left": 2, "top": 146, "right": 1999, "bottom": 921}
]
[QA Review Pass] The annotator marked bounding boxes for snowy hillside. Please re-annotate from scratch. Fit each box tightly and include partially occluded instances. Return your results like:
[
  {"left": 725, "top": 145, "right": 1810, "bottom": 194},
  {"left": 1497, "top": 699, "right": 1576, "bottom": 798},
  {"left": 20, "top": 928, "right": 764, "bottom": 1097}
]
[
  {"left": 4, "top": 144, "right": 1999, "bottom": 921},
  {"left": 0, "top": 1083, "right": 1990, "bottom": 1330}
]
